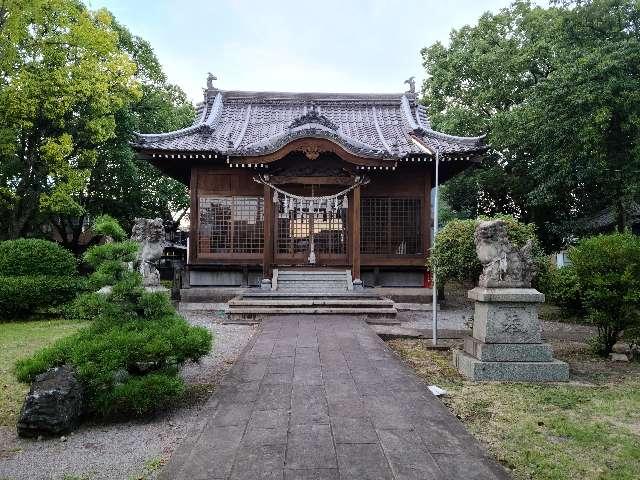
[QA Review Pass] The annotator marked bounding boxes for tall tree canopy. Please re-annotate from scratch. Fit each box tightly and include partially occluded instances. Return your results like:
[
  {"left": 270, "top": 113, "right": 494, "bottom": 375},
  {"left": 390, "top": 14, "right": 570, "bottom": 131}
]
[
  {"left": 422, "top": 0, "right": 640, "bottom": 250},
  {"left": 0, "top": 0, "right": 193, "bottom": 251}
]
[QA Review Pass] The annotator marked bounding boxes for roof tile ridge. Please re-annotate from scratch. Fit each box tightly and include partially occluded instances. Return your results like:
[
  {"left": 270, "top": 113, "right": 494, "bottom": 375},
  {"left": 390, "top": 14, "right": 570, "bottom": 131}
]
[
  {"left": 400, "top": 95, "right": 420, "bottom": 131},
  {"left": 371, "top": 106, "right": 392, "bottom": 154},
  {"left": 204, "top": 92, "right": 224, "bottom": 127},
  {"left": 239, "top": 124, "right": 384, "bottom": 158},
  {"left": 232, "top": 104, "right": 252, "bottom": 149},
  {"left": 134, "top": 103, "right": 207, "bottom": 143},
  {"left": 423, "top": 128, "right": 487, "bottom": 145},
  {"left": 415, "top": 104, "right": 431, "bottom": 130}
]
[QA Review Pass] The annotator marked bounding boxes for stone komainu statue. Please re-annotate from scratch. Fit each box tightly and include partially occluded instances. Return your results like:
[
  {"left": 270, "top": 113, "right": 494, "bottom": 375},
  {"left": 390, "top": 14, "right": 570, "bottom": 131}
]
[
  {"left": 131, "top": 218, "right": 165, "bottom": 287},
  {"left": 474, "top": 220, "right": 536, "bottom": 288}
]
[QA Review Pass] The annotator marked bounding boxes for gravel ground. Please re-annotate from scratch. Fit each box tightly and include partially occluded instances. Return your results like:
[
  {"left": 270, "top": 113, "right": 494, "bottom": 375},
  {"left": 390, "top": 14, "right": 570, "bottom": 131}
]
[{"left": 0, "top": 312, "right": 255, "bottom": 480}]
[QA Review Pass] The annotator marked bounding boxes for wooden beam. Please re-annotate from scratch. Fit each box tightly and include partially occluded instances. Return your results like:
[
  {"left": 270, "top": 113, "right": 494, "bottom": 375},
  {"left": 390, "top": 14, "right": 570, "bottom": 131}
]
[
  {"left": 263, "top": 184, "right": 274, "bottom": 278},
  {"left": 351, "top": 185, "right": 361, "bottom": 280},
  {"left": 269, "top": 176, "right": 354, "bottom": 185}
]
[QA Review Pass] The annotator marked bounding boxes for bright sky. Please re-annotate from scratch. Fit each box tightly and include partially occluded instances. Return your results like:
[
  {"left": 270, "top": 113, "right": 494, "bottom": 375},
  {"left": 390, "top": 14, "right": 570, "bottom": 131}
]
[{"left": 86, "top": 0, "right": 521, "bottom": 103}]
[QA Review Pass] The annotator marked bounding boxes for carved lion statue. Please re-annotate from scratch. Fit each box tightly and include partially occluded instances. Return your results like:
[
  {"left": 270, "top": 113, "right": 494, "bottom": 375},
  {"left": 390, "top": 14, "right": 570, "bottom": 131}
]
[
  {"left": 474, "top": 220, "right": 536, "bottom": 288},
  {"left": 131, "top": 218, "right": 165, "bottom": 287}
]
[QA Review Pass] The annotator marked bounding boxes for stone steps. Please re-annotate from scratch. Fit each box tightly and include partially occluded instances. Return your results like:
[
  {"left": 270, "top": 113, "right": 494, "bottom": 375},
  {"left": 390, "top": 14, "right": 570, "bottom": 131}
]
[
  {"left": 274, "top": 269, "right": 351, "bottom": 291},
  {"left": 225, "top": 306, "right": 398, "bottom": 324},
  {"left": 228, "top": 298, "right": 395, "bottom": 307}
]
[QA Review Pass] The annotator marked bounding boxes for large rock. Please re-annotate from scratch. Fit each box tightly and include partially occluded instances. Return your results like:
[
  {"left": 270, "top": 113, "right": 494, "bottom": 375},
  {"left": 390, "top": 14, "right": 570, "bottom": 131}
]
[{"left": 17, "top": 365, "right": 84, "bottom": 438}]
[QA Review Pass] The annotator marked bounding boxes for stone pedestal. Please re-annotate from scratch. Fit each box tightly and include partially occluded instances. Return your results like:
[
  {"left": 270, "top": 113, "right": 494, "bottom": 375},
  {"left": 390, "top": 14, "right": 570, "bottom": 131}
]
[{"left": 453, "top": 287, "right": 569, "bottom": 382}]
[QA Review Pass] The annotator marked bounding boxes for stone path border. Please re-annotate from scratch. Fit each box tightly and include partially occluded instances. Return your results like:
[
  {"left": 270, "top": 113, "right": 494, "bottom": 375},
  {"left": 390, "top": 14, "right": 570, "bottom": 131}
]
[{"left": 159, "top": 316, "right": 510, "bottom": 480}]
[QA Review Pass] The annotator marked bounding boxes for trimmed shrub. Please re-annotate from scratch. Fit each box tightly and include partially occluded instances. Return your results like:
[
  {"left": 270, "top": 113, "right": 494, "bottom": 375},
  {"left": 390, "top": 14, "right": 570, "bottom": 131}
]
[
  {"left": 430, "top": 215, "right": 546, "bottom": 286},
  {"left": 0, "top": 276, "right": 85, "bottom": 319},
  {"left": 569, "top": 233, "right": 640, "bottom": 355},
  {"left": 0, "top": 239, "right": 76, "bottom": 276},
  {"left": 542, "top": 265, "right": 583, "bottom": 316},
  {"left": 15, "top": 217, "right": 212, "bottom": 419},
  {"left": 91, "top": 214, "right": 127, "bottom": 241}
]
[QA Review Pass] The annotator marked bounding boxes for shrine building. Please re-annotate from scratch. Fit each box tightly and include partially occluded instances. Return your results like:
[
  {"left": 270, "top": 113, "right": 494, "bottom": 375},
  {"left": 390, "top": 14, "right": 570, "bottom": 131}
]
[{"left": 132, "top": 77, "right": 487, "bottom": 288}]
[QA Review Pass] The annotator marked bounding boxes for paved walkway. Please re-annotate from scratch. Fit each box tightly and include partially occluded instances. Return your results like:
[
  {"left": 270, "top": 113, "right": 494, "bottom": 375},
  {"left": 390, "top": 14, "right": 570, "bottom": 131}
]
[{"left": 160, "top": 316, "right": 509, "bottom": 480}]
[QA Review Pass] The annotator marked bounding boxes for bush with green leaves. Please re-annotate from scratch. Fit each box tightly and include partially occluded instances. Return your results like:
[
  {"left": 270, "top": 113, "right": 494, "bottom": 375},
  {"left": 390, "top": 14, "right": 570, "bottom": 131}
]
[
  {"left": 430, "top": 215, "right": 547, "bottom": 286},
  {"left": 15, "top": 217, "right": 212, "bottom": 418},
  {"left": 569, "top": 233, "right": 640, "bottom": 355},
  {"left": 0, "top": 238, "right": 77, "bottom": 277},
  {"left": 541, "top": 265, "right": 583, "bottom": 316},
  {"left": 0, "top": 238, "right": 81, "bottom": 319},
  {"left": 0, "top": 276, "right": 85, "bottom": 318}
]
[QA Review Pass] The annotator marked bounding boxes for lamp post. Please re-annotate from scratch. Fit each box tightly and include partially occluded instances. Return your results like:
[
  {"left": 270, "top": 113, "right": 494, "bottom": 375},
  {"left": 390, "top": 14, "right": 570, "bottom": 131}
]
[{"left": 432, "top": 147, "right": 440, "bottom": 346}]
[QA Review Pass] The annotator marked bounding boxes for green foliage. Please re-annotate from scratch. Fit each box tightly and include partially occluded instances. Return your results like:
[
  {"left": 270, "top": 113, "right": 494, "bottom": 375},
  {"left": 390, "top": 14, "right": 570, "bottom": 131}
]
[
  {"left": 542, "top": 266, "right": 583, "bottom": 316},
  {"left": 422, "top": 0, "right": 640, "bottom": 250},
  {"left": 430, "top": 215, "right": 544, "bottom": 286},
  {"left": 83, "top": 241, "right": 139, "bottom": 289},
  {"left": 93, "top": 373, "right": 185, "bottom": 418},
  {"left": 0, "top": 238, "right": 81, "bottom": 318},
  {"left": 15, "top": 217, "right": 212, "bottom": 419},
  {"left": 0, "top": 0, "right": 140, "bottom": 239},
  {"left": 0, "top": 276, "right": 85, "bottom": 319},
  {"left": 0, "top": 239, "right": 76, "bottom": 277},
  {"left": 0, "top": 1, "right": 192, "bottom": 248},
  {"left": 54, "top": 17, "right": 194, "bottom": 246},
  {"left": 64, "top": 292, "right": 110, "bottom": 322},
  {"left": 569, "top": 232, "right": 640, "bottom": 355},
  {"left": 91, "top": 214, "right": 126, "bottom": 241}
]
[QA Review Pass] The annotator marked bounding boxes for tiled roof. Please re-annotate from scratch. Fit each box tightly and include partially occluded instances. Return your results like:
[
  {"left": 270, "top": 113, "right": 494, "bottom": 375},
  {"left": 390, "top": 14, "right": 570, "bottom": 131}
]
[{"left": 132, "top": 89, "right": 487, "bottom": 160}]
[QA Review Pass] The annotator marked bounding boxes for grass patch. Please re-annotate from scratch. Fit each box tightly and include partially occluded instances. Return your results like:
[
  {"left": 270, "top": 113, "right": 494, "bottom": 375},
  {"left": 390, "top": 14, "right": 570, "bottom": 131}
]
[
  {"left": 387, "top": 339, "right": 640, "bottom": 480},
  {"left": 0, "top": 319, "right": 88, "bottom": 427}
]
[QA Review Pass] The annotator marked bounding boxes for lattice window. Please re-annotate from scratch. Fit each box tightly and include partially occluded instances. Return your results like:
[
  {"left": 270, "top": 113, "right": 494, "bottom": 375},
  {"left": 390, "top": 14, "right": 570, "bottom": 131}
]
[
  {"left": 361, "top": 198, "right": 422, "bottom": 255},
  {"left": 277, "top": 206, "right": 346, "bottom": 256},
  {"left": 313, "top": 210, "right": 346, "bottom": 255},
  {"left": 198, "top": 196, "right": 264, "bottom": 254}
]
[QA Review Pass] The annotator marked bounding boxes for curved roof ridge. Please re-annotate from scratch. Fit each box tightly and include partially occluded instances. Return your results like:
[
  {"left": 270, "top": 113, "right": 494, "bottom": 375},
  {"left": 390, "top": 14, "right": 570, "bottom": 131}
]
[
  {"left": 371, "top": 106, "right": 392, "bottom": 154},
  {"left": 424, "top": 128, "right": 486, "bottom": 145},
  {"left": 400, "top": 95, "right": 420, "bottom": 131},
  {"left": 239, "top": 123, "right": 384, "bottom": 158},
  {"left": 415, "top": 104, "right": 431, "bottom": 130},
  {"left": 233, "top": 104, "right": 252, "bottom": 149},
  {"left": 204, "top": 92, "right": 224, "bottom": 127}
]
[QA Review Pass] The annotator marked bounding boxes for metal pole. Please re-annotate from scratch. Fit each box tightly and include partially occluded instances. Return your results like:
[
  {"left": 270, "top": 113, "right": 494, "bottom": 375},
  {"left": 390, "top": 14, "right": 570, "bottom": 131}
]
[{"left": 432, "top": 148, "right": 440, "bottom": 346}]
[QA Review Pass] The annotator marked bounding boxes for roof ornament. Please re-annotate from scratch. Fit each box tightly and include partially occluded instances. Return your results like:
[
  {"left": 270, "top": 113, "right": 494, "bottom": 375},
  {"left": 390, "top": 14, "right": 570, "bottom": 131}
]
[
  {"left": 206, "top": 72, "right": 217, "bottom": 90},
  {"left": 289, "top": 108, "right": 338, "bottom": 131},
  {"left": 404, "top": 76, "right": 416, "bottom": 94}
]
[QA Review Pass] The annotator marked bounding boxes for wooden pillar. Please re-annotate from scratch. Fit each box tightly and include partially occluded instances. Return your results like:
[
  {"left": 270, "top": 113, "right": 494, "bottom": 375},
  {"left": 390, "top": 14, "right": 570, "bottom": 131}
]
[
  {"left": 188, "top": 167, "right": 198, "bottom": 264},
  {"left": 263, "top": 184, "right": 274, "bottom": 279},
  {"left": 351, "top": 185, "right": 361, "bottom": 280},
  {"left": 423, "top": 168, "right": 432, "bottom": 254}
]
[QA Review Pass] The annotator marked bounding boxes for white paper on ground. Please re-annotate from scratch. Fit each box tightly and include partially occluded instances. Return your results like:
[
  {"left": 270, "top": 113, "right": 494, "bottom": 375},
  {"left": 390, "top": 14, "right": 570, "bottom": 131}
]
[{"left": 427, "top": 385, "right": 447, "bottom": 397}]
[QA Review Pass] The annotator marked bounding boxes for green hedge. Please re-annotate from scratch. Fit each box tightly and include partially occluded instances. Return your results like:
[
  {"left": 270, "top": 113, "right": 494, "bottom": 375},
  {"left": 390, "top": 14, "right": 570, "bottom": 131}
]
[
  {"left": 0, "top": 275, "right": 84, "bottom": 319},
  {"left": 0, "top": 239, "right": 77, "bottom": 277}
]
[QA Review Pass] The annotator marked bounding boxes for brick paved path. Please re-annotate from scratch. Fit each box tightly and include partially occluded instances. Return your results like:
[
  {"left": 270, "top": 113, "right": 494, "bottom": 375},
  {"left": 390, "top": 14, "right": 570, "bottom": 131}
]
[{"left": 160, "top": 316, "right": 510, "bottom": 480}]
